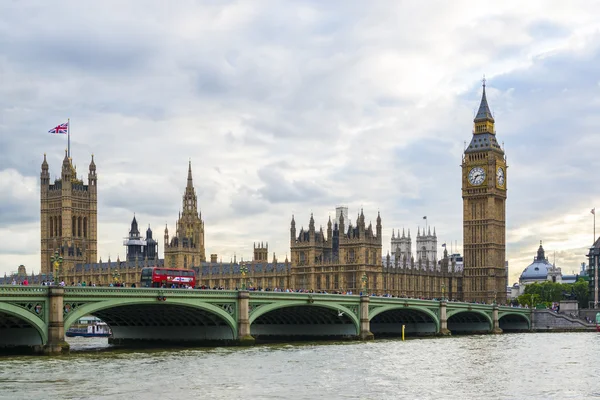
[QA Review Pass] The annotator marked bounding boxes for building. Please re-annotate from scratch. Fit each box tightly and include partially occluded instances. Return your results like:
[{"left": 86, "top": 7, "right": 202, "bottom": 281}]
[
  {"left": 164, "top": 162, "right": 206, "bottom": 269},
  {"left": 123, "top": 215, "right": 158, "bottom": 262},
  {"left": 389, "top": 226, "right": 438, "bottom": 265},
  {"left": 509, "top": 241, "right": 579, "bottom": 298},
  {"left": 40, "top": 151, "right": 97, "bottom": 274},
  {"left": 462, "top": 81, "right": 507, "bottom": 303},
  {"left": 288, "top": 210, "right": 382, "bottom": 291},
  {"left": 390, "top": 228, "right": 412, "bottom": 264},
  {"left": 586, "top": 237, "right": 600, "bottom": 306}
]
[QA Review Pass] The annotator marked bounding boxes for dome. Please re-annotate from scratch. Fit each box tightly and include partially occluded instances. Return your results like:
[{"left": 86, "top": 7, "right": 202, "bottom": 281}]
[{"left": 519, "top": 241, "right": 553, "bottom": 282}]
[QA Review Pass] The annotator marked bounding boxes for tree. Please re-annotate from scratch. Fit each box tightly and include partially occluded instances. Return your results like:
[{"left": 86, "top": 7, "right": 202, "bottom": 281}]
[{"left": 572, "top": 278, "right": 590, "bottom": 309}]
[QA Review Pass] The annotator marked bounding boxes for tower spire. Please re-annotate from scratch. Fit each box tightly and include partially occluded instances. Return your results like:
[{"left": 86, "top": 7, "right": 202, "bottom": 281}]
[
  {"left": 187, "top": 160, "right": 193, "bottom": 188},
  {"left": 472, "top": 76, "right": 495, "bottom": 136}
]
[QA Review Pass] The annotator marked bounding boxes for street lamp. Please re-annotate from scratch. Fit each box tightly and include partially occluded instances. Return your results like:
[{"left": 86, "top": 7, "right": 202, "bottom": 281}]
[
  {"left": 441, "top": 284, "right": 446, "bottom": 301},
  {"left": 112, "top": 270, "right": 121, "bottom": 286},
  {"left": 240, "top": 265, "right": 248, "bottom": 290},
  {"left": 50, "top": 250, "right": 63, "bottom": 285},
  {"left": 361, "top": 273, "right": 368, "bottom": 295}
]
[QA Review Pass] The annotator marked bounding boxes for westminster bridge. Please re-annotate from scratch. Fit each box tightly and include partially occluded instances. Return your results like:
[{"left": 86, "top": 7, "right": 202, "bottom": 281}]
[{"left": 0, "top": 285, "right": 561, "bottom": 354}]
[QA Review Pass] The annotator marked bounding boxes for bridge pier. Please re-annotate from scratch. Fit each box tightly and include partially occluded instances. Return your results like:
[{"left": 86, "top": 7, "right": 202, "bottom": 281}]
[
  {"left": 438, "top": 301, "right": 451, "bottom": 336},
  {"left": 359, "top": 295, "right": 374, "bottom": 340},
  {"left": 237, "top": 291, "right": 255, "bottom": 346},
  {"left": 491, "top": 305, "right": 502, "bottom": 334},
  {"left": 40, "top": 287, "right": 70, "bottom": 355}
]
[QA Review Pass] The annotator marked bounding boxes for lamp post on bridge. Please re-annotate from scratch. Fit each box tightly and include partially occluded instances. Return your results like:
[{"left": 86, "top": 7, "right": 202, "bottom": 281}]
[
  {"left": 361, "top": 273, "right": 368, "bottom": 295},
  {"left": 240, "top": 265, "right": 248, "bottom": 290},
  {"left": 112, "top": 270, "right": 121, "bottom": 286},
  {"left": 441, "top": 284, "right": 446, "bottom": 301},
  {"left": 50, "top": 250, "right": 63, "bottom": 285}
]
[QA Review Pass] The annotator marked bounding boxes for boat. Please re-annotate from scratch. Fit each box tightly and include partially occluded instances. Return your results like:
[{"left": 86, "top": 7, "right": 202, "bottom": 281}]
[
  {"left": 596, "top": 313, "right": 600, "bottom": 333},
  {"left": 66, "top": 316, "right": 112, "bottom": 338}
]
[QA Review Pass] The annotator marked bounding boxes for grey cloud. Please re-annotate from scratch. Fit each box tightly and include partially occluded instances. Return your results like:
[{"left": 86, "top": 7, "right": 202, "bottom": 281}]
[
  {"left": 2, "top": 2, "right": 600, "bottom": 276},
  {"left": 257, "top": 165, "right": 330, "bottom": 204}
]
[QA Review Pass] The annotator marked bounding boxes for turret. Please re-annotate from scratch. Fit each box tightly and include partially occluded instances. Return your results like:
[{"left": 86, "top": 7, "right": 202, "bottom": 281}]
[
  {"left": 41, "top": 153, "right": 50, "bottom": 187},
  {"left": 61, "top": 149, "right": 72, "bottom": 183},
  {"left": 290, "top": 215, "right": 296, "bottom": 244},
  {"left": 164, "top": 224, "right": 169, "bottom": 247},
  {"left": 130, "top": 215, "right": 139, "bottom": 237},
  {"left": 88, "top": 154, "right": 97, "bottom": 190}
]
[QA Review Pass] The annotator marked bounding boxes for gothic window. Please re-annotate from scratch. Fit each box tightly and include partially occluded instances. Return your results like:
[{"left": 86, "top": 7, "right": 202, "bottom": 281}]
[
  {"left": 72, "top": 217, "right": 76, "bottom": 236},
  {"left": 299, "top": 252, "right": 306, "bottom": 266},
  {"left": 83, "top": 218, "right": 87, "bottom": 238},
  {"left": 316, "top": 276, "right": 321, "bottom": 289},
  {"left": 349, "top": 249, "right": 355, "bottom": 263},
  {"left": 49, "top": 217, "right": 53, "bottom": 237}
]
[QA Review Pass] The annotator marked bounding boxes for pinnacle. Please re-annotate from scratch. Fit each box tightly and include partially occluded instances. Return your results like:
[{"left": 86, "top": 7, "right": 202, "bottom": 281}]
[{"left": 187, "top": 160, "right": 194, "bottom": 187}]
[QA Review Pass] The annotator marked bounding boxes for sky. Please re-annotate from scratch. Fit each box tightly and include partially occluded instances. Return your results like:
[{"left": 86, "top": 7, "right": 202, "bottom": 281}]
[{"left": 1, "top": 0, "right": 600, "bottom": 284}]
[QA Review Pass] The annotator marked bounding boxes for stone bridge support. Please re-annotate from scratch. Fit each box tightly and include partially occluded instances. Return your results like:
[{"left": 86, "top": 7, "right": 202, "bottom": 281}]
[
  {"left": 492, "top": 306, "right": 502, "bottom": 334},
  {"left": 359, "top": 295, "right": 374, "bottom": 340},
  {"left": 439, "top": 301, "right": 451, "bottom": 336},
  {"left": 43, "top": 287, "right": 70, "bottom": 354},
  {"left": 237, "top": 291, "right": 255, "bottom": 345}
]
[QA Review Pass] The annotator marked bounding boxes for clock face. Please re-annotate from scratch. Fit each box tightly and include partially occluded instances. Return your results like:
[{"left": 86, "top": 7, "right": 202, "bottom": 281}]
[
  {"left": 496, "top": 167, "right": 505, "bottom": 187},
  {"left": 468, "top": 166, "right": 486, "bottom": 186}
]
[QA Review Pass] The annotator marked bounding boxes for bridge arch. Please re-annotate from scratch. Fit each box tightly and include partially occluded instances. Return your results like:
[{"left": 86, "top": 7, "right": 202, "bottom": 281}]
[
  {"left": 369, "top": 305, "right": 439, "bottom": 336},
  {"left": 64, "top": 298, "right": 237, "bottom": 342},
  {"left": 498, "top": 312, "right": 530, "bottom": 331},
  {"left": 0, "top": 303, "right": 47, "bottom": 346},
  {"left": 249, "top": 301, "right": 359, "bottom": 339},
  {"left": 447, "top": 309, "right": 493, "bottom": 333}
]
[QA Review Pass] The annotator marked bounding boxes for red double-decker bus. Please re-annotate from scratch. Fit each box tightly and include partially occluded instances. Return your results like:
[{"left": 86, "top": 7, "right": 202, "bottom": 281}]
[{"left": 140, "top": 267, "right": 197, "bottom": 288}]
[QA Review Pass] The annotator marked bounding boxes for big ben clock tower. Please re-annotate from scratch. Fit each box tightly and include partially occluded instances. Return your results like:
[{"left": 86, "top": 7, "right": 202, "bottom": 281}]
[{"left": 462, "top": 79, "right": 507, "bottom": 304}]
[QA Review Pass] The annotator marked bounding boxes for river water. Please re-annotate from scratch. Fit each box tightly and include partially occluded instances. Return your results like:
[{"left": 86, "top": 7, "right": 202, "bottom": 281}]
[{"left": 0, "top": 333, "right": 599, "bottom": 400}]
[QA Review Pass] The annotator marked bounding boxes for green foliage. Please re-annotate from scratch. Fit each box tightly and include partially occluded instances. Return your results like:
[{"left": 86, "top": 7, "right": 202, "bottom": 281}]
[
  {"left": 572, "top": 278, "right": 589, "bottom": 309},
  {"left": 520, "top": 279, "right": 589, "bottom": 308}
]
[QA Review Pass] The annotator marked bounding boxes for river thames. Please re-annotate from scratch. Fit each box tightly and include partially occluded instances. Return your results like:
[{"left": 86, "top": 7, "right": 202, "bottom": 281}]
[{"left": 0, "top": 333, "right": 598, "bottom": 399}]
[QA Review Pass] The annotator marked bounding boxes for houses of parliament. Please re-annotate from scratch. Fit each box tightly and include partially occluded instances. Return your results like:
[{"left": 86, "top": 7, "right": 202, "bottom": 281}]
[{"left": 32, "top": 82, "right": 507, "bottom": 303}]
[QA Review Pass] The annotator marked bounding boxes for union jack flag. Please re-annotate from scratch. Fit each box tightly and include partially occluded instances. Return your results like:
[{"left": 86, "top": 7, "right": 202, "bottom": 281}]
[{"left": 48, "top": 122, "right": 68, "bottom": 134}]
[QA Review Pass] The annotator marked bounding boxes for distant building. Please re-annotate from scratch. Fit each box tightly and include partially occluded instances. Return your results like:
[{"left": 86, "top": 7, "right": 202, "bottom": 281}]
[
  {"left": 510, "top": 241, "right": 579, "bottom": 298},
  {"left": 123, "top": 215, "right": 158, "bottom": 262},
  {"left": 389, "top": 227, "right": 438, "bottom": 265}
]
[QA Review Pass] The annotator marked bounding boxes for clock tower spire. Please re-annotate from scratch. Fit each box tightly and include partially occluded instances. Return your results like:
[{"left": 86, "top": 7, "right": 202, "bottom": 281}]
[{"left": 462, "top": 78, "right": 507, "bottom": 304}]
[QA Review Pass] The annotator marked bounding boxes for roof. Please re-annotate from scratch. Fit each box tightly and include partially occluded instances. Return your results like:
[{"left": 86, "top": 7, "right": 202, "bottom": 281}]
[{"left": 464, "top": 132, "right": 503, "bottom": 153}]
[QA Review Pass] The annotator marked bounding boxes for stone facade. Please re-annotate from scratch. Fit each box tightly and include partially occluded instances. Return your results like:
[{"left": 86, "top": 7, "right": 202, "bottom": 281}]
[
  {"left": 40, "top": 151, "right": 97, "bottom": 275},
  {"left": 462, "top": 82, "right": 507, "bottom": 304},
  {"left": 288, "top": 211, "right": 382, "bottom": 292}
]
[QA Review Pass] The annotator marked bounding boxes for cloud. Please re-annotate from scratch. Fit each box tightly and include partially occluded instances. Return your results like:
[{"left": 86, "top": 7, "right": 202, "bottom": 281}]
[{"left": 1, "top": 1, "right": 600, "bottom": 285}]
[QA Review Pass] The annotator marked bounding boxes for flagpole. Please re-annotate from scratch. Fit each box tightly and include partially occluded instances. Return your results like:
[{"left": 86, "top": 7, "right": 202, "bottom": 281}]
[{"left": 67, "top": 118, "right": 70, "bottom": 159}]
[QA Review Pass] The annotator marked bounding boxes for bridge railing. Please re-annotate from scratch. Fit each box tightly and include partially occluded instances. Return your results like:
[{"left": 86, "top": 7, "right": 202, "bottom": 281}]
[
  {"left": 0, "top": 285, "right": 49, "bottom": 296},
  {"left": 63, "top": 287, "right": 239, "bottom": 297}
]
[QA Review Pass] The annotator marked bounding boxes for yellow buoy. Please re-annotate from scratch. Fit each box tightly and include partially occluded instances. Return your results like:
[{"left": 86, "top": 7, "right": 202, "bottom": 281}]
[{"left": 402, "top": 324, "right": 405, "bottom": 341}]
